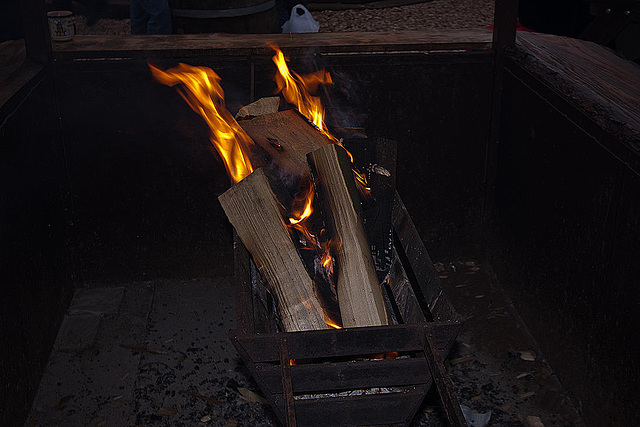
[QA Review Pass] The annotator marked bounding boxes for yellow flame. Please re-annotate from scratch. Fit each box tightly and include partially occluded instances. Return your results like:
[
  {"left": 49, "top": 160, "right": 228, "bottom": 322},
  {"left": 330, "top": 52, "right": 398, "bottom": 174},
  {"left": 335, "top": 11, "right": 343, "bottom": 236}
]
[
  {"left": 289, "top": 183, "right": 315, "bottom": 225},
  {"left": 325, "top": 318, "right": 342, "bottom": 329},
  {"left": 269, "top": 45, "right": 370, "bottom": 193},
  {"left": 270, "top": 45, "right": 336, "bottom": 140},
  {"left": 149, "top": 63, "right": 254, "bottom": 184}
]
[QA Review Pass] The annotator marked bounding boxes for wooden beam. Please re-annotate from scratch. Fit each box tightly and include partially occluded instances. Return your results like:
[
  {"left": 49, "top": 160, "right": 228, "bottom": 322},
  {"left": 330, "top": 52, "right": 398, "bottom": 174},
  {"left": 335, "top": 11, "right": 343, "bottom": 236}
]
[
  {"left": 308, "top": 144, "right": 388, "bottom": 328},
  {"left": 219, "top": 168, "right": 328, "bottom": 331},
  {"left": 50, "top": 30, "right": 494, "bottom": 60}
]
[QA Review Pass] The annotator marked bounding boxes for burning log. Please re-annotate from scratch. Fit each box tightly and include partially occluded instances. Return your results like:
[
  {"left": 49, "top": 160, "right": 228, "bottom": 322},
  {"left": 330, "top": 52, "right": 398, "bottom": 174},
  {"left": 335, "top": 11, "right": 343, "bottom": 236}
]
[
  {"left": 307, "top": 144, "right": 389, "bottom": 328},
  {"left": 218, "top": 168, "right": 328, "bottom": 332},
  {"left": 240, "top": 109, "right": 331, "bottom": 180},
  {"left": 235, "top": 96, "right": 280, "bottom": 120}
]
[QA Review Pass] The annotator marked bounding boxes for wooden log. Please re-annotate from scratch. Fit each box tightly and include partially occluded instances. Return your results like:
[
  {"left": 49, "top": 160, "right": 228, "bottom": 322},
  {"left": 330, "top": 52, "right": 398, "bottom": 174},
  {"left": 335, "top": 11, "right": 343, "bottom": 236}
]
[
  {"left": 219, "top": 168, "right": 327, "bottom": 331},
  {"left": 235, "top": 96, "right": 280, "bottom": 120},
  {"left": 307, "top": 144, "right": 388, "bottom": 328},
  {"left": 240, "top": 109, "right": 331, "bottom": 179}
]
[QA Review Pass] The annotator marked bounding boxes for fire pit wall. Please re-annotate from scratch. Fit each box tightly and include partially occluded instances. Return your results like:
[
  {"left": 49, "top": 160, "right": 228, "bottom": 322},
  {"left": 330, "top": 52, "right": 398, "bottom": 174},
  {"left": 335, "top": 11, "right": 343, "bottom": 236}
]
[
  {"left": 493, "top": 58, "right": 640, "bottom": 425},
  {"left": 1, "top": 50, "right": 493, "bottom": 425},
  {"left": 52, "top": 51, "right": 495, "bottom": 285}
]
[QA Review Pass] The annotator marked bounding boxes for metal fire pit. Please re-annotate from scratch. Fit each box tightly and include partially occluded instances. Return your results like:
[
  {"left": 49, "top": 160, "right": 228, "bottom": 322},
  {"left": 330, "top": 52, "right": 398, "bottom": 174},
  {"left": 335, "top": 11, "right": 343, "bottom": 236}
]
[
  {"left": 228, "top": 136, "right": 464, "bottom": 426},
  {"left": 229, "top": 187, "right": 464, "bottom": 426}
]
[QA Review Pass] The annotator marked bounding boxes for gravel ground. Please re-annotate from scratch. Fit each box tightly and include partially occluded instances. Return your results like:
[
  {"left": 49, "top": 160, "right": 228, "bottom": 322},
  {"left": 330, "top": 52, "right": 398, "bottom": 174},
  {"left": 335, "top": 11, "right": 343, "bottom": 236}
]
[
  {"left": 314, "top": 0, "right": 495, "bottom": 32},
  {"left": 75, "top": 0, "right": 495, "bottom": 35}
]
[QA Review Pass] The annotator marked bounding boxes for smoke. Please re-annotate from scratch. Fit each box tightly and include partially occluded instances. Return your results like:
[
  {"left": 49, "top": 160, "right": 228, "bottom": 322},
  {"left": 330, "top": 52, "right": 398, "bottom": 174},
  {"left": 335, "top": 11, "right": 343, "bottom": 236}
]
[{"left": 322, "top": 69, "right": 368, "bottom": 139}]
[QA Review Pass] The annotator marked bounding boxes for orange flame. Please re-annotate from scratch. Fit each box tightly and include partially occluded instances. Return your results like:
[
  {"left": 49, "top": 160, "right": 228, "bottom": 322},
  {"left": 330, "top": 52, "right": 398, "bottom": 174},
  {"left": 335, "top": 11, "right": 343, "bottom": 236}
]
[
  {"left": 270, "top": 45, "right": 336, "bottom": 140},
  {"left": 149, "top": 63, "right": 254, "bottom": 184},
  {"left": 289, "top": 183, "right": 315, "bottom": 226},
  {"left": 269, "top": 45, "right": 370, "bottom": 193}
]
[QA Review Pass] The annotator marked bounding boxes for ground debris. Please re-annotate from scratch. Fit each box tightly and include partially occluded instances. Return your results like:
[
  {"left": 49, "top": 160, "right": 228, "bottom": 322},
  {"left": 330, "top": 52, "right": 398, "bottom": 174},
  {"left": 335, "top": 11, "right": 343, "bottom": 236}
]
[
  {"left": 524, "top": 415, "right": 545, "bottom": 427},
  {"left": 55, "top": 395, "right": 71, "bottom": 410},
  {"left": 520, "top": 351, "right": 536, "bottom": 361},
  {"left": 119, "top": 343, "right": 167, "bottom": 354},
  {"left": 519, "top": 391, "right": 536, "bottom": 399},
  {"left": 237, "top": 387, "right": 268, "bottom": 404},
  {"left": 449, "top": 356, "right": 475, "bottom": 365},
  {"left": 180, "top": 389, "right": 224, "bottom": 406},
  {"left": 157, "top": 406, "right": 177, "bottom": 416}
]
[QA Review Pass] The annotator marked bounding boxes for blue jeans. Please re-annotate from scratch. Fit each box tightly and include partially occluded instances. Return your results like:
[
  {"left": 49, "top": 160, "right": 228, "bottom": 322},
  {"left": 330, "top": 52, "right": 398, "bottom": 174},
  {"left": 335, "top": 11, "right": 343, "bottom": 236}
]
[{"left": 131, "top": 0, "right": 172, "bottom": 34}]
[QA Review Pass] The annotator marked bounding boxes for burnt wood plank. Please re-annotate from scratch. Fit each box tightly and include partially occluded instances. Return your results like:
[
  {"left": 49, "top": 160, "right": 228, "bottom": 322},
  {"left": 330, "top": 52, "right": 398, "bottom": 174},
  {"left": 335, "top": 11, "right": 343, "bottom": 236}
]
[
  {"left": 342, "top": 137, "right": 396, "bottom": 277},
  {"left": 51, "top": 30, "right": 493, "bottom": 60},
  {"left": 368, "top": 137, "right": 398, "bottom": 276},
  {"left": 513, "top": 32, "right": 640, "bottom": 152},
  {"left": 231, "top": 322, "right": 459, "bottom": 362},
  {"left": 387, "top": 247, "right": 428, "bottom": 324},
  {"left": 273, "top": 385, "right": 429, "bottom": 427},
  {"left": 279, "top": 338, "right": 297, "bottom": 427},
  {"left": 423, "top": 330, "right": 467, "bottom": 426},
  {"left": 255, "top": 357, "right": 431, "bottom": 394},
  {"left": 240, "top": 109, "right": 331, "bottom": 180},
  {"left": 392, "top": 192, "right": 461, "bottom": 322},
  {"left": 234, "top": 232, "right": 255, "bottom": 335},
  {"left": 249, "top": 259, "right": 271, "bottom": 334}
]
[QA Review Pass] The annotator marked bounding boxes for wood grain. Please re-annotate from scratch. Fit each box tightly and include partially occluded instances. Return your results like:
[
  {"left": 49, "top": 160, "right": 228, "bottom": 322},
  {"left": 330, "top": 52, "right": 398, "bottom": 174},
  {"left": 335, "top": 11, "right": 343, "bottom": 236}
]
[
  {"left": 240, "top": 109, "right": 331, "bottom": 179},
  {"left": 513, "top": 31, "right": 640, "bottom": 151},
  {"left": 308, "top": 144, "right": 388, "bottom": 327},
  {"left": 51, "top": 30, "right": 493, "bottom": 59},
  {"left": 219, "top": 168, "right": 327, "bottom": 331}
]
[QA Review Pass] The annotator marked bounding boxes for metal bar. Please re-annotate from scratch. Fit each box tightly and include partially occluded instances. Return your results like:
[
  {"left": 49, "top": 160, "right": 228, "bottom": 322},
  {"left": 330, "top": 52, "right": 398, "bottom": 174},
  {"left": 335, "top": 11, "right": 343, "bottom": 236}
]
[
  {"left": 422, "top": 329, "right": 467, "bottom": 427},
  {"left": 279, "top": 338, "right": 297, "bottom": 427}
]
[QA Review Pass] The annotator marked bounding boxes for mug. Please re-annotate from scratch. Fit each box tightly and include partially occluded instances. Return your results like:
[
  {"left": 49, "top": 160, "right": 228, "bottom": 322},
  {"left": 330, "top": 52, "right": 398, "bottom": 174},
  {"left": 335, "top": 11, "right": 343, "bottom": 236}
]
[{"left": 47, "top": 11, "right": 75, "bottom": 42}]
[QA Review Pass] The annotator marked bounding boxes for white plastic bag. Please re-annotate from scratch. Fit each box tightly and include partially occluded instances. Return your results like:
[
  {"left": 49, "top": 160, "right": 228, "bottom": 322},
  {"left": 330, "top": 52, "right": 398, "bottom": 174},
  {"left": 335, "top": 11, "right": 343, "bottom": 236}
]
[{"left": 281, "top": 4, "right": 319, "bottom": 33}]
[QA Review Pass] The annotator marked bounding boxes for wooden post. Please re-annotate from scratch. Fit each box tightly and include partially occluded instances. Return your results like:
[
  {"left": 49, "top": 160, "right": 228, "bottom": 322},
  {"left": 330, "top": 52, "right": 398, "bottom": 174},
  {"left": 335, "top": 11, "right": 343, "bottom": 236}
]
[
  {"left": 20, "top": 0, "right": 51, "bottom": 63},
  {"left": 219, "top": 168, "right": 327, "bottom": 332},
  {"left": 307, "top": 144, "right": 388, "bottom": 328}
]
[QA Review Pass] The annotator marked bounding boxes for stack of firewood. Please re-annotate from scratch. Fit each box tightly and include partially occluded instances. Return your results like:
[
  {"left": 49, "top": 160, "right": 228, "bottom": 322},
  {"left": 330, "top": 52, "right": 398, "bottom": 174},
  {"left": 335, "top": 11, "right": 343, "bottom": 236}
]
[{"left": 219, "top": 100, "right": 389, "bottom": 332}]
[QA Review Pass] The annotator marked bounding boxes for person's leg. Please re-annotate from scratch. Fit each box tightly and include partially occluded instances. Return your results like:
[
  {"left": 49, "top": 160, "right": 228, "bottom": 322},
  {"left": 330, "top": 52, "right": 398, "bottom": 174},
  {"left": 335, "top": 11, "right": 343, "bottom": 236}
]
[
  {"left": 130, "top": 0, "right": 149, "bottom": 34},
  {"left": 146, "top": 0, "right": 172, "bottom": 34}
]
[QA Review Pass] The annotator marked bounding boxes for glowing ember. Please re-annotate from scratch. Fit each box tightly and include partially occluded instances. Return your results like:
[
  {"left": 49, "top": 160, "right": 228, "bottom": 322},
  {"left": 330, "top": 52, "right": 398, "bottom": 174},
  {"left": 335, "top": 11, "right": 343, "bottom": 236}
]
[{"left": 149, "top": 63, "right": 254, "bottom": 184}]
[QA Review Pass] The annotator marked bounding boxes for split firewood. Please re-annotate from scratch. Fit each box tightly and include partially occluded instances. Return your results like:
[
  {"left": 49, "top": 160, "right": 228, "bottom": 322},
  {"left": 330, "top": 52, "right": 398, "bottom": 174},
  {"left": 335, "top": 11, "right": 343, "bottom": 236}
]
[
  {"left": 240, "top": 109, "right": 331, "bottom": 179},
  {"left": 307, "top": 144, "right": 389, "bottom": 328},
  {"left": 235, "top": 97, "right": 280, "bottom": 120},
  {"left": 218, "top": 168, "right": 327, "bottom": 331}
]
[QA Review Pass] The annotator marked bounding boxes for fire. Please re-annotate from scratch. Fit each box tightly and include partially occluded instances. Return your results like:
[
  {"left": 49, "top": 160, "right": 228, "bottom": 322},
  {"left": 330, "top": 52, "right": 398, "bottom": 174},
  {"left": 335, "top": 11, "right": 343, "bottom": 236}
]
[
  {"left": 149, "top": 63, "right": 254, "bottom": 184},
  {"left": 269, "top": 45, "right": 371, "bottom": 193},
  {"left": 287, "top": 181, "right": 337, "bottom": 277},
  {"left": 270, "top": 45, "right": 334, "bottom": 139},
  {"left": 151, "top": 58, "right": 351, "bottom": 330},
  {"left": 289, "top": 182, "right": 314, "bottom": 226}
]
